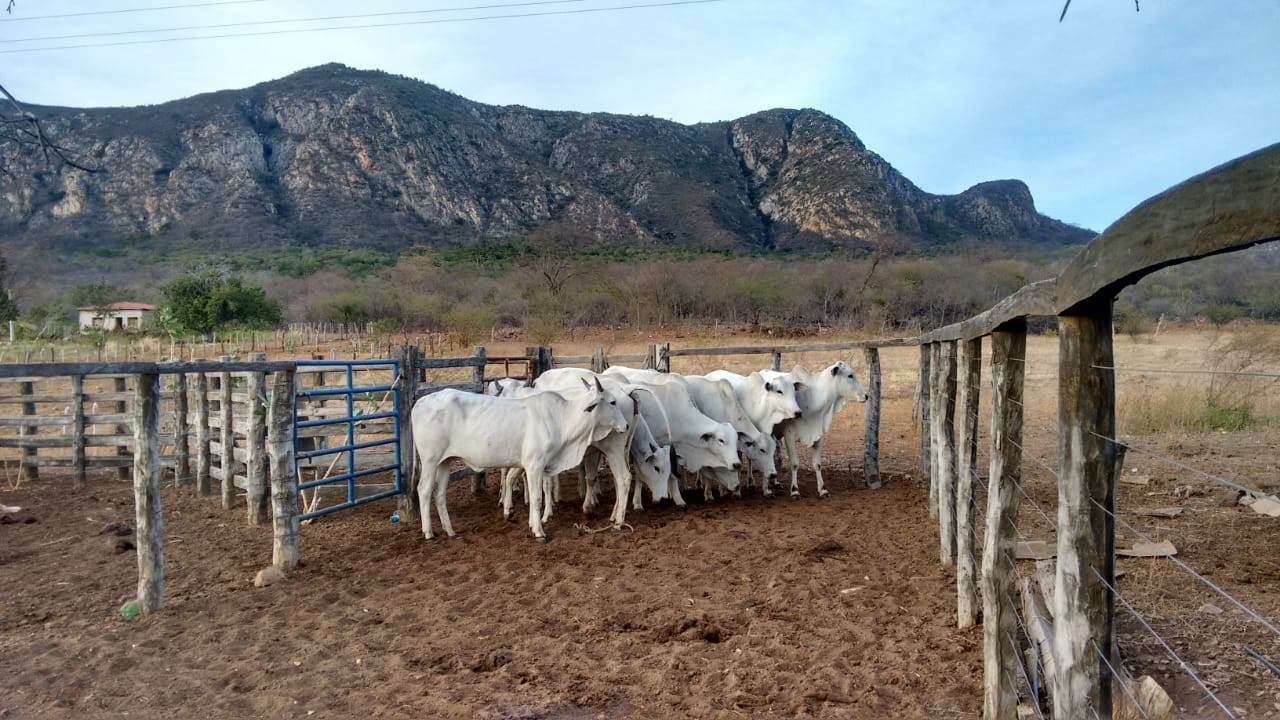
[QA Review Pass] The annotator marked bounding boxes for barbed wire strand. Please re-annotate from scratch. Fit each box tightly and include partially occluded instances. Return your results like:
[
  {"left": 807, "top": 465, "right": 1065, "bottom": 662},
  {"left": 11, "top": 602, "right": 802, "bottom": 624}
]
[
  {"left": 1087, "top": 430, "right": 1265, "bottom": 497},
  {"left": 1091, "top": 566, "right": 1237, "bottom": 718}
]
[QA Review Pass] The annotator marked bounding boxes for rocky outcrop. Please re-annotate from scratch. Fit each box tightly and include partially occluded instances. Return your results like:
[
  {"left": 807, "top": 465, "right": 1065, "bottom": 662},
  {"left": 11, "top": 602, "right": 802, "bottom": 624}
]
[{"left": 0, "top": 63, "right": 1093, "bottom": 256}]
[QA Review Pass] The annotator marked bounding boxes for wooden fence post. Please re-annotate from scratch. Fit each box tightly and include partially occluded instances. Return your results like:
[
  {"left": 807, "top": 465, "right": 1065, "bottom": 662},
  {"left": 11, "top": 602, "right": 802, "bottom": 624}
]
[
  {"left": 591, "top": 345, "right": 608, "bottom": 373},
  {"left": 471, "top": 345, "right": 487, "bottom": 495},
  {"left": 770, "top": 350, "right": 782, "bottom": 371},
  {"left": 397, "top": 344, "right": 421, "bottom": 521},
  {"left": 114, "top": 376, "right": 130, "bottom": 480},
  {"left": 246, "top": 353, "right": 268, "bottom": 524},
  {"left": 71, "top": 375, "right": 86, "bottom": 488},
  {"left": 219, "top": 357, "right": 235, "bottom": 510},
  {"left": 920, "top": 344, "right": 934, "bottom": 514},
  {"left": 955, "top": 337, "right": 981, "bottom": 628},
  {"left": 657, "top": 342, "right": 671, "bottom": 373},
  {"left": 133, "top": 372, "right": 164, "bottom": 614},
  {"left": 935, "top": 340, "right": 958, "bottom": 567},
  {"left": 19, "top": 380, "right": 37, "bottom": 482},
  {"left": 1053, "top": 300, "right": 1118, "bottom": 720},
  {"left": 174, "top": 372, "right": 190, "bottom": 485},
  {"left": 268, "top": 369, "right": 300, "bottom": 571},
  {"left": 195, "top": 372, "right": 211, "bottom": 495},
  {"left": 981, "top": 319, "right": 1026, "bottom": 720},
  {"left": 862, "top": 347, "right": 882, "bottom": 489},
  {"left": 928, "top": 343, "right": 941, "bottom": 519}
]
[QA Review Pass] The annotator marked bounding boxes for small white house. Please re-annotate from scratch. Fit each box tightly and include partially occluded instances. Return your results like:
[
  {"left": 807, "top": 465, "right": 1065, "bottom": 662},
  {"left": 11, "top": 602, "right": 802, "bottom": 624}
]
[{"left": 78, "top": 302, "right": 156, "bottom": 332}]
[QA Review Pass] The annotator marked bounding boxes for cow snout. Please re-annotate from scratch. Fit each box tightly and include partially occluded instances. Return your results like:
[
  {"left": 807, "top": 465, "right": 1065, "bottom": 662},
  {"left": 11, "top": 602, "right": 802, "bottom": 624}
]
[
  {"left": 793, "top": 410, "right": 803, "bottom": 419},
  {"left": 767, "top": 472, "right": 778, "bottom": 480},
  {"left": 732, "top": 462, "right": 742, "bottom": 470}
]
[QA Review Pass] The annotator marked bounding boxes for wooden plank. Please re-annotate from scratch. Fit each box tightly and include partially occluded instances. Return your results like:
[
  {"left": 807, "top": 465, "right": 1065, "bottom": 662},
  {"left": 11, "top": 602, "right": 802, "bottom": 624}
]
[
  {"left": 397, "top": 345, "right": 420, "bottom": 522},
  {"left": 71, "top": 375, "right": 86, "bottom": 488},
  {"left": 30, "top": 456, "right": 134, "bottom": 468},
  {"left": 133, "top": 372, "right": 164, "bottom": 614},
  {"left": 1053, "top": 300, "right": 1117, "bottom": 719},
  {"left": 414, "top": 356, "right": 486, "bottom": 370},
  {"left": 0, "top": 436, "right": 71, "bottom": 448},
  {"left": 919, "top": 344, "right": 932, "bottom": 502},
  {"left": 935, "top": 340, "right": 958, "bottom": 567},
  {"left": 195, "top": 372, "right": 211, "bottom": 496},
  {"left": 862, "top": 347, "right": 881, "bottom": 490},
  {"left": 246, "top": 354, "right": 269, "bottom": 525},
  {"left": 113, "top": 377, "right": 130, "bottom": 481},
  {"left": 981, "top": 319, "right": 1026, "bottom": 720},
  {"left": 268, "top": 369, "right": 300, "bottom": 571},
  {"left": 0, "top": 394, "right": 73, "bottom": 404},
  {"left": 209, "top": 440, "right": 250, "bottom": 463},
  {"left": 955, "top": 337, "right": 981, "bottom": 628}
]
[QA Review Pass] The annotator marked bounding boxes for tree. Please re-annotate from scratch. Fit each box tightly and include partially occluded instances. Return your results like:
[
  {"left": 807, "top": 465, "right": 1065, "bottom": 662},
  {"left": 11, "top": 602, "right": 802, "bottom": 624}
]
[
  {"left": 159, "top": 270, "right": 281, "bottom": 336},
  {"left": 526, "top": 221, "right": 594, "bottom": 298}
]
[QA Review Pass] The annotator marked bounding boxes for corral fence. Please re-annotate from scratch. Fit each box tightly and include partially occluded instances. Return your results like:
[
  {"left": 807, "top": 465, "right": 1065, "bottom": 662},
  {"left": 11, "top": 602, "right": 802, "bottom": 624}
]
[{"left": 1, "top": 144, "right": 1277, "bottom": 718}]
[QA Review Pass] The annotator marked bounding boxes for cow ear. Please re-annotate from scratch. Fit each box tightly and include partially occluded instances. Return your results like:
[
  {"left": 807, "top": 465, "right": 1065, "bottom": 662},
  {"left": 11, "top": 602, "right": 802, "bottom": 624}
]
[
  {"left": 649, "top": 442, "right": 658, "bottom": 453},
  {"left": 794, "top": 381, "right": 807, "bottom": 392},
  {"left": 832, "top": 365, "right": 841, "bottom": 376},
  {"left": 644, "top": 452, "right": 656, "bottom": 462},
  {"left": 700, "top": 432, "right": 713, "bottom": 441},
  {"left": 494, "top": 384, "right": 504, "bottom": 396},
  {"left": 764, "top": 381, "right": 774, "bottom": 392},
  {"left": 584, "top": 402, "right": 599, "bottom": 413}
]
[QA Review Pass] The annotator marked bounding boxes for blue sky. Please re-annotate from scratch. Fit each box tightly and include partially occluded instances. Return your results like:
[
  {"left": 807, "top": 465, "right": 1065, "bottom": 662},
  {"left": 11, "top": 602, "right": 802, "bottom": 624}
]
[{"left": 4, "top": 0, "right": 1278, "bottom": 232}]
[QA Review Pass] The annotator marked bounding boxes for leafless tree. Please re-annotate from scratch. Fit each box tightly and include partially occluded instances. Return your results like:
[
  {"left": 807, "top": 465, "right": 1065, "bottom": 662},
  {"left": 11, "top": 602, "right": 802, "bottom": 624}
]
[{"left": 1, "top": 1, "right": 97, "bottom": 176}]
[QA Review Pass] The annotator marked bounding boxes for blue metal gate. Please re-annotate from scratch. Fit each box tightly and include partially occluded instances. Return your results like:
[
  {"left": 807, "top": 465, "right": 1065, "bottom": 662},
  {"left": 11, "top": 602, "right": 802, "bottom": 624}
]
[{"left": 294, "top": 359, "right": 403, "bottom": 520}]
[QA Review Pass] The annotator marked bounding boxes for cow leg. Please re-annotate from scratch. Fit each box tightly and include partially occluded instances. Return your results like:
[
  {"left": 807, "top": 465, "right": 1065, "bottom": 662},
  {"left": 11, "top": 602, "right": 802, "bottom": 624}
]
[
  {"left": 418, "top": 460, "right": 438, "bottom": 540},
  {"left": 784, "top": 430, "right": 801, "bottom": 498},
  {"left": 631, "top": 476, "right": 646, "bottom": 512},
  {"left": 526, "top": 465, "right": 548, "bottom": 541},
  {"left": 501, "top": 468, "right": 522, "bottom": 521},
  {"left": 582, "top": 447, "right": 602, "bottom": 514},
  {"left": 603, "top": 443, "right": 631, "bottom": 527},
  {"left": 812, "top": 438, "right": 829, "bottom": 497},
  {"left": 669, "top": 472, "right": 686, "bottom": 508},
  {"left": 434, "top": 465, "right": 457, "bottom": 538},
  {"left": 701, "top": 471, "right": 715, "bottom": 503}
]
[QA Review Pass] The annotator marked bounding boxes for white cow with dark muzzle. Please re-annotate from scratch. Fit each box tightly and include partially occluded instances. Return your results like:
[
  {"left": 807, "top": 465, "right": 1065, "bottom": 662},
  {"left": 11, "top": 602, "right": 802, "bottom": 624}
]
[
  {"left": 764, "top": 361, "right": 868, "bottom": 498},
  {"left": 703, "top": 369, "right": 802, "bottom": 495}
]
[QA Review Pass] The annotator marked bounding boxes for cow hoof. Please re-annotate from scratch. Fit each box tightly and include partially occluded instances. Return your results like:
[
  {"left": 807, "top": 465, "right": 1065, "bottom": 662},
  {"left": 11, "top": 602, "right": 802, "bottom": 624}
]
[
  {"left": 423, "top": 534, "right": 435, "bottom": 542},
  {"left": 790, "top": 491, "right": 801, "bottom": 500},
  {"left": 818, "top": 489, "right": 830, "bottom": 498},
  {"left": 762, "top": 489, "right": 773, "bottom": 498},
  {"left": 535, "top": 535, "right": 550, "bottom": 544},
  {"left": 502, "top": 513, "right": 514, "bottom": 523}
]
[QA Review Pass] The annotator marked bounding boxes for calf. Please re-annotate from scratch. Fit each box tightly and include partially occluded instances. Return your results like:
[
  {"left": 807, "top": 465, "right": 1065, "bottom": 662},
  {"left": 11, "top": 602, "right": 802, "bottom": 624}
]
[
  {"left": 411, "top": 380, "right": 628, "bottom": 541},
  {"left": 764, "top": 361, "right": 868, "bottom": 498}
]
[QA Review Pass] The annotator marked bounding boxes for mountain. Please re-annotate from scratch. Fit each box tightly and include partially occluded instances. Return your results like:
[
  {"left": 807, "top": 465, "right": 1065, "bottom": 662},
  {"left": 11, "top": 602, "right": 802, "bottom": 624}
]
[{"left": 0, "top": 63, "right": 1093, "bottom": 257}]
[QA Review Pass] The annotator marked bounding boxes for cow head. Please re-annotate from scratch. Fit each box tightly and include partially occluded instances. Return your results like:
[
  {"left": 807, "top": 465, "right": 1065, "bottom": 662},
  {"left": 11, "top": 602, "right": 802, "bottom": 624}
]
[
  {"left": 830, "top": 361, "right": 869, "bottom": 403},
  {"left": 634, "top": 439, "right": 672, "bottom": 500},
  {"left": 698, "top": 421, "right": 740, "bottom": 471},
  {"left": 579, "top": 376, "right": 629, "bottom": 437},
  {"left": 739, "top": 430, "right": 777, "bottom": 479},
  {"left": 748, "top": 371, "right": 803, "bottom": 427}
]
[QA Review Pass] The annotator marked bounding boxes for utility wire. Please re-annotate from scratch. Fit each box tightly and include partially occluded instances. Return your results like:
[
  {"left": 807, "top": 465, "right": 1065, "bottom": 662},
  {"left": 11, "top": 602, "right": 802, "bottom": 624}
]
[
  {"left": 0, "top": 0, "right": 266, "bottom": 23},
  {"left": 0, "top": 0, "right": 591, "bottom": 43},
  {"left": 0, "top": 0, "right": 727, "bottom": 54}
]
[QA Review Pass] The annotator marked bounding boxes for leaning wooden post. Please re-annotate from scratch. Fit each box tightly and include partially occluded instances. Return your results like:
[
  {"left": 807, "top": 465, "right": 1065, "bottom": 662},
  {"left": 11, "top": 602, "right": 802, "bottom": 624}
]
[
  {"left": 133, "top": 372, "right": 164, "bottom": 613},
  {"left": 219, "top": 357, "right": 235, "bottom": 509},
  {"left": 174, "top": 372, "right": 190, "bottom": 485},
  {"left": 268, "top": 369, "right": 300, "bottom": 571},
  {"left": 114, "top": 376, "right": 130, "bottom": 480},
  {"left": 981, "top": 320, "right": 1026, "bottom": 720},
  {"left": 918, "top": 343, "right": 932, "bottom": 496},
  {"left": 955, "top": 337, "right": 981, "bottom": 628},
  {"left": 862, "top": 347, "right": 882, "bottom": 489},
  {"left": 397, "top": 345, "right": 421, "bottom": 521},
  {"left": 19, "top": 380, "right": 38, "bottom": 482},
  {"left": 927, "top": 343, "right": 941, "bottom": 519},
  {"left": 1053, "top": 299, "right": 1118, "bottom": 720},
  {"left": 194, "top": 372, "right": 211, "bottom": 495},
  {"left": 471, "top": 345, "right": 487, "bottom": 496},
  {"left": 71, "top": 375, "right": 86, "bottom": 488},
  {"left": 245, "top": 353, "right": 269, "bottom": 524},
  {"left": 935, "top": 340, "right": 959, "bottom": 567}
]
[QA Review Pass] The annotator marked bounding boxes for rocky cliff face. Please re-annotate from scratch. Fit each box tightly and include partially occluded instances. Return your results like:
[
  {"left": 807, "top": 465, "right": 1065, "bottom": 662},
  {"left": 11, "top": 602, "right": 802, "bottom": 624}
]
[{"left": 1, "top": 63, "right": 1092, "bottom": 255}]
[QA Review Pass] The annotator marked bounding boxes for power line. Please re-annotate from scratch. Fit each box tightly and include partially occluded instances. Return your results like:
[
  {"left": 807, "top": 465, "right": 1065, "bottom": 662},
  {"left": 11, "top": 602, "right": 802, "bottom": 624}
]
[
  {"left": 0, "top": 0, "right": 267, "bottom": 23},
  {"left": 0, "top": 0, "right": 727, "bottom": 54},
  {"left": 1, "top": 0, "right": 592, "bottom": 44}
]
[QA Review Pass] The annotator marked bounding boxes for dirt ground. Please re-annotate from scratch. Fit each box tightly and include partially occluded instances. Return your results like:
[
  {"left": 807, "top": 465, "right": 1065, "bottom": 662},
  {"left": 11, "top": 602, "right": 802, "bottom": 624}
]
[{"left": 1, "top": 328, "right": 1278, "bottom": 718}]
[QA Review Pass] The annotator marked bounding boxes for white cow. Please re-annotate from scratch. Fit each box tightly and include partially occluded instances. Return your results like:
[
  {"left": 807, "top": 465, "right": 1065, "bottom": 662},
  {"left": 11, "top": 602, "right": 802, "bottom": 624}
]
[
  {"left": 530, "top": 368, "right": 673, "bottom": 525},
  {"left": 703, "top": 369, "right": 803, "bottom": 495},
  {"left": 606, "top": 367, "right": 778, "bottom": 498},
  {"left": 602, "top": 369, "right": 741, "bottom": 506},
  {"left": 485, "top": 378, "right": 526, "bottom": 396},
  {"left": 764, "top": 362, "right": 868, "bottom": 498},
  {"left": 411, "top": 380, "right": 628, "bottom": 541}
]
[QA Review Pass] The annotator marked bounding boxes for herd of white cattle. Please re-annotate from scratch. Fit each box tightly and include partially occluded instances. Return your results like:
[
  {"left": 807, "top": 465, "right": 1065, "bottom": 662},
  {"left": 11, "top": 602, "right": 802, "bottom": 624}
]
[{"left": 410, "top": 362, "right": 869, "bottom": 542}]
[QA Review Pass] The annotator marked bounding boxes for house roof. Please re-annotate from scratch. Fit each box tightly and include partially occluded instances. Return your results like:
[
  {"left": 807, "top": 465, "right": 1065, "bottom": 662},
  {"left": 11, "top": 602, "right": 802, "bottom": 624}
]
[{"left": 77, "top": 302, "right": 157, "bottom": 312}]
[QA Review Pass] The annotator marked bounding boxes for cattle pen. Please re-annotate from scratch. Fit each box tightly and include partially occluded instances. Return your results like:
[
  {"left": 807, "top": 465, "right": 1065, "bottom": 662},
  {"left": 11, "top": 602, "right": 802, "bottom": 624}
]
[{"left": 1, "top": 145, "right": 1278, "bottom": 718}]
